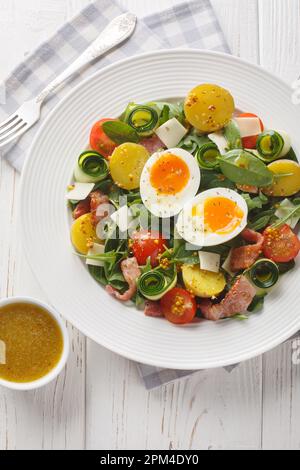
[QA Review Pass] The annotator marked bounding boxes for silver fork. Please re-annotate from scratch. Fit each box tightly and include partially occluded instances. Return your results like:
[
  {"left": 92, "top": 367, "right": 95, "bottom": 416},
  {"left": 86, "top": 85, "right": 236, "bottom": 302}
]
[{"left": 0, "top": 12, "right": 137, "bottom": 149}]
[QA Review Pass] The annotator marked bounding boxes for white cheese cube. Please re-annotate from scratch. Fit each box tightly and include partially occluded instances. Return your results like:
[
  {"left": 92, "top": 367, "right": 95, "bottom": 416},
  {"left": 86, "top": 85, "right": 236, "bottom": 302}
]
[
  {"left": 208, "top": 131, "right": 228, "bottom": 155},
  {"left": 275, "top": 199, "right": 299, "bottom": 229},
  {"left": 234, "top": 117, "right": 261, "bottom": 138},
  {"left": 199, "top": 251, "right": 221, "bottom": 273},
  {"left": 86, "top": 243, "right": 105, "bottom": 267},
  {"left": 66, "top": 182, "right": 94, "bottom": 201},
  {"left": 155, "top": 118, "right": 187, "bottom": 149},
  {"left": 110, "top": 205, "right": 133, "bottom": 232},
  {"left": 221, "top": 249, "right": 235, "bottom": 276}
]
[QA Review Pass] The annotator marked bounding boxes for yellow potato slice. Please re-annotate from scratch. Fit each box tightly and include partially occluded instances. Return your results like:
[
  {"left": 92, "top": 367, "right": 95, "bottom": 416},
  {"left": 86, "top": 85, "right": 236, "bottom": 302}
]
[
  {"left": 71, "top": 213, "right": 99, "bottom": 255},
  {"left": 182, "top": 264, "right": 226, "bottom": 298},
  {"left": 109, "top": 143, "right": 149, "bottom": 190},
  {"left": 263, "top": 160, "right": 300, "bottom": 197},
  {"left": 184, "top": 84, "right": 235, "bottom": 133}
]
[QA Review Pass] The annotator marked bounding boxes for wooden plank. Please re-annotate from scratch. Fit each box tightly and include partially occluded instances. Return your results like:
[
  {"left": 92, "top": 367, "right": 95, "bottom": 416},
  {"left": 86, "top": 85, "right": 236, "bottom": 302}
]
[
  {"left": 212, "top": 0, "right": 259, "bottom": 63},
  {"left": 259, "top": 0, "right": 300, "bottom": 81},
  {"left": 86, "top": 0, "right": 263, "bottom": 451},
  {"left": 258, "top": 0, "right": 300, "bottom": 450},
  {"left": 0, "top": 0, "right": 86, "bottom": 450},
  {"left": 86, "top": 344, "right": 262, "bottom": 450}
]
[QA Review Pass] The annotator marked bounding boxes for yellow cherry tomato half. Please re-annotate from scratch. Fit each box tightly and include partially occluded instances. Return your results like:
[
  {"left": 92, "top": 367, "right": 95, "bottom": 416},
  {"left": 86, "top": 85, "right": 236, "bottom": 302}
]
[
  {"left": 184, "top": 83, "right": 235, "bottom": 133},
  {"left": 109, "top": 143, "right": 150, "bottom": 190}
]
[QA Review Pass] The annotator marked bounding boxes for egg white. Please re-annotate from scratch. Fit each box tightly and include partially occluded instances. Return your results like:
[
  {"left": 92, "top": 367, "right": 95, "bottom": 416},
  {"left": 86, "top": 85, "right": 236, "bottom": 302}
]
[
  {"left": 140, "top": 148, "right": 201, "bottom": 218},
  {"left": 176, "top": 188, "right": 248, "bottom": 247}
]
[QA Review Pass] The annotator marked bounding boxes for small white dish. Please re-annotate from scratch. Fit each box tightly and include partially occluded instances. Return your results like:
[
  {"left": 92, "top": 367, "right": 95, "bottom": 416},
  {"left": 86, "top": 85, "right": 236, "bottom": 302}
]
[{"left": 0, "top": 296, "right": 69, "bottom": 391}]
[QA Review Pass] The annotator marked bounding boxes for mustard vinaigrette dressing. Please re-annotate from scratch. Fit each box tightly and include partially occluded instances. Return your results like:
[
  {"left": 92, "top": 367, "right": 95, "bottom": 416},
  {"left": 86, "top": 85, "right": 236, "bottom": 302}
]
[{"left": 0, "top": 303, "right": 63, "bottom": 383}]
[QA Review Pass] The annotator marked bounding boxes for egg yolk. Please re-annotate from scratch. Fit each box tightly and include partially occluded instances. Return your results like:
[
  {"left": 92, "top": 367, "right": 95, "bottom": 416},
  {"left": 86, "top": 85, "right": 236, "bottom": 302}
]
[
  {"left": 203, "top": 197, "right": 244, "bottom": 234},
  {"left": 150, "top": 154, "right": 190, "bottom": 195}
]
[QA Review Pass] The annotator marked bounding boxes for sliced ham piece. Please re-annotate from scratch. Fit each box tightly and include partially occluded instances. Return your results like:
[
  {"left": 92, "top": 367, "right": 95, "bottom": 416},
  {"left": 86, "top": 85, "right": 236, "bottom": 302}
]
[
  {"left": 73, "top": 197, "right": 91, "bottom": 219},
  {"left": 90, "top": 190, "right": 109, "bottom": 226},
  {"left": 230, "top": 229, "right": 264, "bottom": 272},
  {"left": 106, "top": 257, "right": 141, "bottom": 302},
  {"left": 144, "top": 301, "right": 163, "bottom": 317},
  {"left": 140, "top": 135, "right": 165, "bottom": 155},
  {"left": 199, "top": 276, "right": 256, "bottom": 321},
  {"left": 73, "top": 190, "right": 110, "bottom": 223}
]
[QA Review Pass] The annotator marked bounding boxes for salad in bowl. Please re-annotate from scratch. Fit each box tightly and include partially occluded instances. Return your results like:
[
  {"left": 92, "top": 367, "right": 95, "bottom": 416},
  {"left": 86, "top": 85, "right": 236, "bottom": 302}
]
[{"left": 67, "top": 83, "right": 300, "bottom": 325}]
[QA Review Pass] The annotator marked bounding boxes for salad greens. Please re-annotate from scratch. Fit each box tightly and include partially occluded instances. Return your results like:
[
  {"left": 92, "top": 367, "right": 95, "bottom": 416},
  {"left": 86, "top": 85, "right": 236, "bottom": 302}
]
[
  {"left": 219, "top": 150, "right": 274, "bottom": 187},
  {"left": 242, "top": 192, "right": 269, "bottom": 211},
  {"left": 69, "top": 83, "right": 300, "bottom": 326},
  {"left": 223, "top": 120, "right": 243, "bottom": 150}
]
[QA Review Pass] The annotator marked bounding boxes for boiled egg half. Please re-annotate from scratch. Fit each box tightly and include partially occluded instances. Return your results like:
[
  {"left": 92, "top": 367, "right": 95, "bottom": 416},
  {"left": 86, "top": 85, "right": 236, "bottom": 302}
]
[
  {"left": 140, "top": 148, "right": 201, "bottom": 218},
  {"left": 176, "top": 188, "right": 248, "bottom": 247}
]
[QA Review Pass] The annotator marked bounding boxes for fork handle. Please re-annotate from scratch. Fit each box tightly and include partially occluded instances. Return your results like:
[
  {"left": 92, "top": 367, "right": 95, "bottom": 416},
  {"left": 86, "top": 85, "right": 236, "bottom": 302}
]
[{"left": 35, "top": 13, "right": 136, "bottom": 104}]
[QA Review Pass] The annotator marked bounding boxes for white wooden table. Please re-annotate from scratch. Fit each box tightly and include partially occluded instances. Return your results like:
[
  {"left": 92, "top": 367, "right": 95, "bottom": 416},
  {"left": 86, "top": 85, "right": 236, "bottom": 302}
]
[{"left": 0, "top": 0, "right": 300, "bottom": 450}]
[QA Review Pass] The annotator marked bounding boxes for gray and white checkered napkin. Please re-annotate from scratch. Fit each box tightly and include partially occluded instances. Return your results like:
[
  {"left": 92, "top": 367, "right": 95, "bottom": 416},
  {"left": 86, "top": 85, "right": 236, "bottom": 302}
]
[
  {"left": 0, "top": 0, "right": 229, "bottom": 171},
  {"left": 0, "top": 0, "right": 231, "bottom": 389}
]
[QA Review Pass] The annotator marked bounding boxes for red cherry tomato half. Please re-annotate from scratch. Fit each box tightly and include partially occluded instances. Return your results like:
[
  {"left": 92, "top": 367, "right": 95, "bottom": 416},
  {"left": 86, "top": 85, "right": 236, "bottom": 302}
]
[
  {"left": 90, "top": 118, "right": 118, "bottom": 158},
  {"left": 131, "top": 230, "right": 167, "bottom": 267},
  {"left": 238, "top": 112, "right": 264, "bottom": 149},
  {"left": 263, "top": 224, "right": 300, "bottom": 263},
  {"left": 160, "top": 288, "right": 196, "bottom": 325}
]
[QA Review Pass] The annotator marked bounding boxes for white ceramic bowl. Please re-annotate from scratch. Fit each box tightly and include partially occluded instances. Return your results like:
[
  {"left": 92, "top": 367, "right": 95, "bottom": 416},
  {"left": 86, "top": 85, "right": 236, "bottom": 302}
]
[
  {"left": 20, "top": 49, "right": 300, "bottom": 370},
  {"left": 0, "top": 297, "right": 69, "bottom": 391}
]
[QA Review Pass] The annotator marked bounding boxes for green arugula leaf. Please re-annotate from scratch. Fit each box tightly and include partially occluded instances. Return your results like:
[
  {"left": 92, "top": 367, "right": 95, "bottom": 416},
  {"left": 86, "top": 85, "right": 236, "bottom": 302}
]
[
  {"left": 158, "top": 105, "right": 170, "bottom": 126},
  {"left": 200, "top": 169, "right": 236, "bottom": 191},
  {"left": 167, "top": 240, "right": 199, "bottom": 265},
  {"left": 151, "top": 101, "right": 185, "bottom": 124},
  {"left": 248, "top": 294, "right": 267, "bottom": 313},
  {"left": 88, "top": 265, "right": 107, "bottom": 286},
  {"left": 102, "top": 120, "right": 140, "bottom": 144},
  {"left": 285, "top": 147, "right": 298, "bottom": 162},
  {"left": 93, "top": 178, "right": 113, "bottom": 194},
  {"left": 248, "top": 209, "right": 276, "bottom": 231},
  {"left": 141, "top": 257, "right": 152, "bottom": 274},
  {"left": 242, "top": 192, "right": 269, "bottom": 211},
  {"left": 179, "top": 132, "right": 209, "bottom": 155},
  {"left": 85, "top": 250, "right": 117, "bottom": 265},
  {"left": 219, "top": 149, "right": 274, "bottom": 187},
  {"left": 232, "top": 314, "right": 249, "bottom": 321},
  {"left": 133, "top": 291, "right": 146, "bottom": 310},
  {"left": 223, "top": 120, "right": 242, "bottom": 150}
]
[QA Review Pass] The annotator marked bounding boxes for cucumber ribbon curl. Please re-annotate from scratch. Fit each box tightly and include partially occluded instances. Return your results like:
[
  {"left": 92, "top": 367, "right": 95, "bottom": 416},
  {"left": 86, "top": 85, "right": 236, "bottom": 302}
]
[
  {"left": 247, "top": 258, "right": 279, "bottom": 289},
  {"left": 137, "top": 267, "right": 177, "bottom": 301},
  {"left": 124, "top": 104, "right": 159, "bottom": 137},
  {"left": 195, "top": 137, "right": 220, "bottom": 169},
  {"left": 75, "top": 150, "right": 109, "bottom": 183},
  {"left": 256, "top": 131, "right": 284, "bottom": 162}
]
